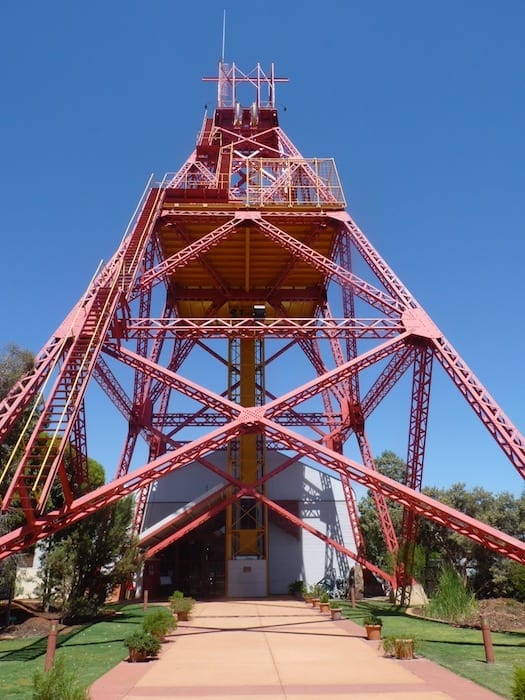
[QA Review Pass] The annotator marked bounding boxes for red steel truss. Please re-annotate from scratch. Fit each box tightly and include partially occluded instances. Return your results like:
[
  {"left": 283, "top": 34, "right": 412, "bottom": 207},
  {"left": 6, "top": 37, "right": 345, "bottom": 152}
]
[{"left": 0, "top": 62, "right": 524, "bottom": 596}]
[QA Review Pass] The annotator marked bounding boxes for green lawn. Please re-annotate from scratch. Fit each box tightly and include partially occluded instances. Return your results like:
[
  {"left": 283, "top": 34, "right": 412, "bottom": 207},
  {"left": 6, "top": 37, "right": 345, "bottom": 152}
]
[
  {"left": 339, "top": 600, "right": 525, "bottom": 699},
  {"left": 0, "top": 603, "right": 153, "bottom": 699}
]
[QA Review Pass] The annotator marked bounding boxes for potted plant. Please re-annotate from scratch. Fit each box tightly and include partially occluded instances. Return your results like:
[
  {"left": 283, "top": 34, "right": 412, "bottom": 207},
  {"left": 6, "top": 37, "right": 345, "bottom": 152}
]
[
  {"left": 143, "top": 607, "right": 177, "bottom": 641},
  {"left": 124, "top": 629, "right": 161, "bottom": 662},
  {"left": 329, "top": 600, "right": 343, "bottom": 620},
  {"left": 288, "top": 579, "right": 305, "bottom": 599},
  {"left": 169, "top": 591, "right": 195, "bottom": 621},
  {"left": 309, "top": 584, "right": 322, "bottom": 608},
  {"left": 382, "top": 635, "right": 416, "bottom": 660},
  {"left": 319, "top": 591, "right": 330, "bottom": 613},
  {"left": 363, "top": 614, "right": 383, "bottom": 640}
]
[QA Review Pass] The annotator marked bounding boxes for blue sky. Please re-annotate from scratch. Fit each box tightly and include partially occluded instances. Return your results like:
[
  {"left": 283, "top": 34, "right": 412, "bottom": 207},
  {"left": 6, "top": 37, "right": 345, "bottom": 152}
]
[{"left": 0, "top": 1, "right": 523, "bottom": 496}]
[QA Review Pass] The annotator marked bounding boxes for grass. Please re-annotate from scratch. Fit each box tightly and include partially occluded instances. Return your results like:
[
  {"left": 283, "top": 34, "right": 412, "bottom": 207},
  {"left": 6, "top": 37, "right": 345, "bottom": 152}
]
[
  {"left": 0, "top": 603, "right": 162, "bottom": 699},
  {"left": 339, "top": 600, "right": 525, "bottom": 699},
  {"left": 425, "top": 565, "right": 478, "bottom": 622}
]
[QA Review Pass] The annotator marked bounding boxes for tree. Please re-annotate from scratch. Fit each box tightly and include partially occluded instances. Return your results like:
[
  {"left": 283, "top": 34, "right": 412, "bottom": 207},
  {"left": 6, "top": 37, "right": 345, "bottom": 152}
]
[
  {"left": 419, "top": 484, "right": 525, "bottom": 598},
  {"left": 38, "top": 459, "right": 141, "bottom": 622},
  {"left": 0, "top": 343, "right": 35, "bottom": 467},
  {"left": 357, "top": 451, "right": 405, "bottom": 570},
  {"left": 358, "top": 452, "right": 525, "bottom": 599},
  {"left": 0, "top": 344, "right": 35, "bottom": 625}
]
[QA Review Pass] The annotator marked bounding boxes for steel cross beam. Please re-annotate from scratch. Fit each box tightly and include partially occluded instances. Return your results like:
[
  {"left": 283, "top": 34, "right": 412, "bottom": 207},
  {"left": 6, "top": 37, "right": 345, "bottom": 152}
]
[
  {"left": 253, "top": 491, "right": 393, "bottom": 584},
  {"left": 332, "top": 213, "right": 419, "bottom": 309},
  {"left": 103, "top": 345, "right": 240, "bottom": 420},
  {"left": 0, "top": 419, "right": 247, "bottom": 559},
  {"left": 254, "top": 216, "right": 403, "bottom": 315},
  {"left": 397, "top": 343, "right": 434, "bottom": 600},
  {"left": 356, "top": 431, "right": 399, "bottom": 556},
  {"left": 265, "top": 334, "right": 412, "bottom": 419},
  {"left": 255, "top": 418, "right": 525, "bottom": 564},
  {"left": 433, "top": 337, "right": 525, "bottom": 475},
  {"left": 123, "top": 317, "right": 402, "bottom": 340},
  {"left": 334, "top": 232, "right": 368, "bottom": 555},
  {"left": 144, "top": 488, "right": 238, "bottom": 559},
  {"left": 2, "top": 394, "right": 522, "bottom": 564},
  {"left": 140, "top": 216, "right": 242, "bottom": 289},
  {"left": 0, "top": 337, "right": 63, "bottom": 444}
]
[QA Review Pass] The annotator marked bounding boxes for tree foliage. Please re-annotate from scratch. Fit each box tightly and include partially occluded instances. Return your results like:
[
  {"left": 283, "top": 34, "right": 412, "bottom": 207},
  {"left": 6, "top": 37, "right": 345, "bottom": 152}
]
[
  {"left": 358, "top": 450, "right": 525, "bottom": 600},
  {"left": 38, "top": 460, "right": 141, "bottom": 622},
  {"left": 0, "top": 343, "right": 35, "bottom": 477},
  {"left": 358, "top": 451, "right": 405, "bottom": 570},
  {"left": 0, "top": 342, "right": 141, "bottom": 622},
  {"left": 0, "top": 344, "right": 35, "bottom": 619}
]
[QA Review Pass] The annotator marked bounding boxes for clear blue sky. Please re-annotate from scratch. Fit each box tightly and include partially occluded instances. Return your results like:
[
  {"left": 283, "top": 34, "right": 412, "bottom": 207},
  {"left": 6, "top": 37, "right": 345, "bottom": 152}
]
[{"left": 0, "top": 1, "right": 523, "bottom": 495}]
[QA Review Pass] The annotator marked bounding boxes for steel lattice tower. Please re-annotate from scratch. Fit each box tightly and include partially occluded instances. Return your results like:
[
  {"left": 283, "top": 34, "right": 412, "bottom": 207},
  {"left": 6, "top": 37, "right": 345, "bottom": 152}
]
[{"left": 0, "top": 62, "right": 524, "bottom": 600}]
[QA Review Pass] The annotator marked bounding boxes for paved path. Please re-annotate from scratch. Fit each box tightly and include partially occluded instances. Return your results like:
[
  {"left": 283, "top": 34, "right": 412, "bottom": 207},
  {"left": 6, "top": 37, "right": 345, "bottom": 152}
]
[{"left": 90, "top": 598, "right": 503, "bottom": 699}]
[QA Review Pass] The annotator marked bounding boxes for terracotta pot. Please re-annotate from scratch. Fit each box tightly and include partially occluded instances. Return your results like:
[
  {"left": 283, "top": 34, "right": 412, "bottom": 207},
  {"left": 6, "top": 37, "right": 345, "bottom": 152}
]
[
  {"left": 304, "top": 596, "right": 312, "bottom": 604},
  {"left": 330, "top": 608, "right": 342, "bottom": 620},
  {"left": 395, "top": 639, "right": 415, "bottom": 659},
  {"left": 312, "top": 598, "right": 320, "bottom": 608},
  {"left": 365, "top": 624, "right": 382, "bottom": 641},
  {"left": 176, "top": 610, "right": 189, "bottom": 621},
  {"left": 319, "top": 602, "right": 330, "bottom": 613}
]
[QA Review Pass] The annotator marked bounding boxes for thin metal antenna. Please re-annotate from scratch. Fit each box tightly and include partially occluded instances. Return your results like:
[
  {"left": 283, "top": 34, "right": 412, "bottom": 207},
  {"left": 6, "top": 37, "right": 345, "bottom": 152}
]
[{"left": 221, "top": 9, "right": 226, "bottom": 62}]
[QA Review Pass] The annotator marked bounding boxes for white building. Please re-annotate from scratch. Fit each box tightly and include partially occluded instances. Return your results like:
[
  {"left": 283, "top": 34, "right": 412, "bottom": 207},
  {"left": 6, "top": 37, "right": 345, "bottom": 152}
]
[{"left": 139, "top": 449, "right": 355, "bottom": 598}]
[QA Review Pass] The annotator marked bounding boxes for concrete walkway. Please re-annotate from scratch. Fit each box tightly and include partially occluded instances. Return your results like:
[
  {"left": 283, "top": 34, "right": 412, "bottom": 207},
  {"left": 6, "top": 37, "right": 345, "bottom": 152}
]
[{"left": 90, "top": 598, "right": 503, "bottom": 699}]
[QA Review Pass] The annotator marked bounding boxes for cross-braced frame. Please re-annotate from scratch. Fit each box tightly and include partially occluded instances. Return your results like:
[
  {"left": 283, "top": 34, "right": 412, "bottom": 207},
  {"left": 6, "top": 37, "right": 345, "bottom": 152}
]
[{"left": 0, "top": 63, "right": 523, "bottom": 600}]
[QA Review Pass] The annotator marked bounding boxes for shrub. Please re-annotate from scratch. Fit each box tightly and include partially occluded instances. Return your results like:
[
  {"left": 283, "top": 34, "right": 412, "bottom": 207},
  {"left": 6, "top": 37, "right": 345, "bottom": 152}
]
[
  {"left": 32, "top": 654, "right": 88, "bottom": 700},
  {"left": 169, "top": 592, "right": 195, "bottom": 614},
  {"left": 288, "top": 579, "right": 304, "bottom": 594},
  {"left": 425, "top": 565, "right": 478, "bottom": 623},
  {"left": 124, "top": 629, "right": 161, "bottom": 657},
  {"left": 512, "top": 666, "right": 525, "bottom": 700},
  {"left": 143, "top": 607, "right": 176, "bottom": 637},
  {"left": 63, "top": 596, "right": 100, "bottom": 623}
]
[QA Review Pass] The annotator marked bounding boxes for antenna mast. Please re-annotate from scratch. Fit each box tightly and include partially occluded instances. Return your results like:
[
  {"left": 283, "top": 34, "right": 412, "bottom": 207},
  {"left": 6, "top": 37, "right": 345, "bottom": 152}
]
[{"left": 221, "top": 10, "right": 226, "bottom": 63}]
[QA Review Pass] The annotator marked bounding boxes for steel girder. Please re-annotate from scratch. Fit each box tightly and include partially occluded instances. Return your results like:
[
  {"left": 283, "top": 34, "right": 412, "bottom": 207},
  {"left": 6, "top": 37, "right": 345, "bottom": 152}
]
[
  {"left": 0, "top": 325, "right": 523, "bottom": 564},
  {"left": 0, "top": 64, "right": 523, "bottom": 593},
  {"left": 1, "top": 405, "right": 522, "bottom": 563}
]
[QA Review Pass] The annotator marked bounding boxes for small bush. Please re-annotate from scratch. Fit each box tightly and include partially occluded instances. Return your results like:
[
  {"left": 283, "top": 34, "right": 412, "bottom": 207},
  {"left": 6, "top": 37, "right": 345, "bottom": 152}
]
[
  {"left": 63, "top": 596, "right": 100, "bottom": 623},
  {"left": 124, "top": 629, "right": 161, "bottom": 656},
  {"left": 381, "top": 635, "right": 397, "bottom": 657},
  {"left": 143, "top": 607, "right": 176, "bottom": 637},
  {"left": 169, "top": 594, "right": 195, "bottom": 614},
  {"left": 288, "top": 579, "right": 304, "bottom": 594},
  {"left": 32, "top": 654, "right": 88, "bottom": 700},
  {"left": 512, "top": 666, "right": 525, "bottom": 700}
]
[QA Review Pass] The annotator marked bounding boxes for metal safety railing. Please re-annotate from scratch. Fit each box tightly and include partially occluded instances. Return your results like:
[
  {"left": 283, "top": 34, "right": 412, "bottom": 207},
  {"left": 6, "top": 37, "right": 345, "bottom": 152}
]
[{"left": 161, "top": 157, "right": 346, "bottom": 209}]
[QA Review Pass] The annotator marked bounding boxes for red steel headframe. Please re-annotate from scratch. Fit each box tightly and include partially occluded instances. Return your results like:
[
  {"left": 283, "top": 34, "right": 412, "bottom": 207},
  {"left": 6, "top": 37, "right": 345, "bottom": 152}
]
[{"left": 0, "top": 62, "right": 523, "bottom": 596}]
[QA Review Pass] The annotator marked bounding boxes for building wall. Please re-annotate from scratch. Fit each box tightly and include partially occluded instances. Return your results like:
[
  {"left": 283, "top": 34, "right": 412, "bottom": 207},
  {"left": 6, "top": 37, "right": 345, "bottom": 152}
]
[{"left": 141, "top": 449, "right": 355, "bottom": 596}]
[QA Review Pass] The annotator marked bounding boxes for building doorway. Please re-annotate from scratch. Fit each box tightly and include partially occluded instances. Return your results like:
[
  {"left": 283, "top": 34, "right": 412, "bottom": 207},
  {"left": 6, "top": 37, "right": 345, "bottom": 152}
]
[{"left": 156, "top": 513, "right": 226, "bottom": 597}]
